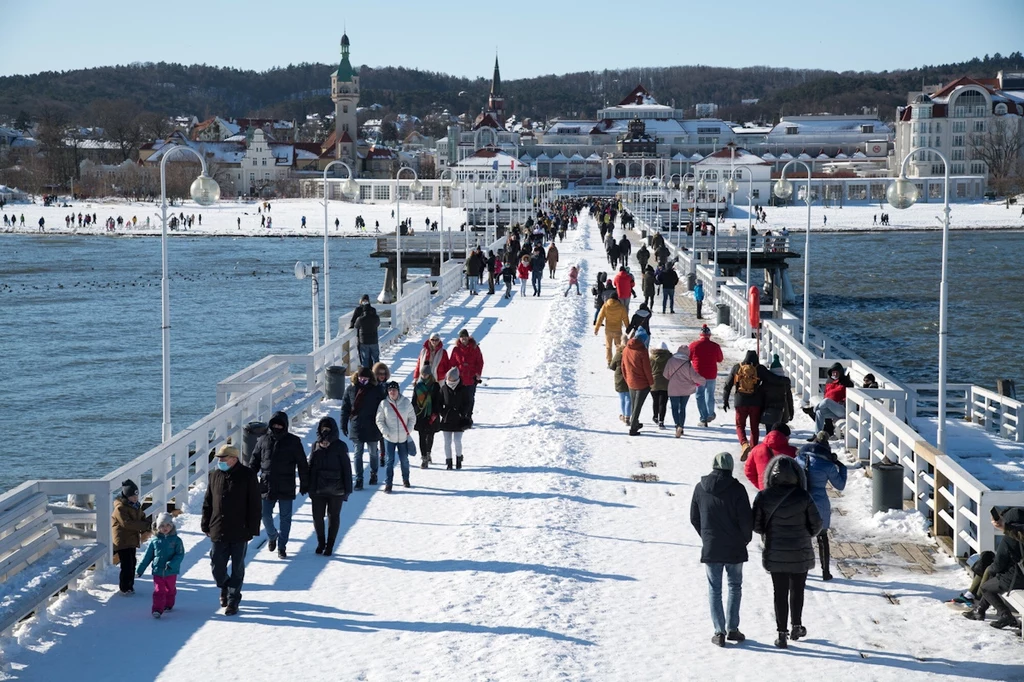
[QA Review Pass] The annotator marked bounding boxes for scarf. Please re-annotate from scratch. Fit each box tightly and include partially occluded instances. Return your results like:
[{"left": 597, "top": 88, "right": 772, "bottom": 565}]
[{"left": 414, "top": 378, "right": 434, "bottom": 416}]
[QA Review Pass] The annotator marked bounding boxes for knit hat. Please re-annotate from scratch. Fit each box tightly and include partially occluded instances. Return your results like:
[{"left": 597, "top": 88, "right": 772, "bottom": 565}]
[
  {"left": 155, "top": 512, "right": 175, "bottom": 531},
  {"left": 770, "top": 354, "right": 782, "bottom": 370},
  {"left": 121, "top": 479, "right": 139, "bottom": 498},
  {"left": 216, "top": 444, "right": 240, "bottom": 459},
  {"left": 458, "top": 328, "right": 470, "bottom": 338},
  {"left": 385, "top": 380, "right": 400, "bottom": 392},
  {"left": 712, "top": 452, "right": 734, "bottom": 471},
  {"left": 446, "top": 367, "right": 460, "bottom": 383},
  {"left": 635, "top": 327, "right": 650, "bottom": 347},
  {"left": 700, "top": 325, "right": 711, "bottom": 337}
]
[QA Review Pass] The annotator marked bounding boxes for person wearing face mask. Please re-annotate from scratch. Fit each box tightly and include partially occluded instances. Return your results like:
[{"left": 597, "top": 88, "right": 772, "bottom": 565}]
[
  {"left": 307, "top": 417, "right": 353, "bottom": 555},
  {"left": 248, "top": 411, "right": 309, "bottom": 559},
  {"left": 439, "top": 367, "right": 472, "bottom": 470},
  {"left": 202, "top": 445, "right": 260, "bottom": 616}
]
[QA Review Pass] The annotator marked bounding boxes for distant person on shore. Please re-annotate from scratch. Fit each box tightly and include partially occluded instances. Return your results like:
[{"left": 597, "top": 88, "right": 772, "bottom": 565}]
[
  {"left": 349, "top": 295, "right": 381, "bottom": 369},
  {"left": 202, "top": 445, "right": 260, "bottom": 616},
  {"left": 112, "top": 479, "right": 152, "bottom": 595},
  {"left": 250, "top": 411, "right": 309, "bottom": 559},
  {"left": 690, "top": 452, "right": 752, "bottom": 647}
]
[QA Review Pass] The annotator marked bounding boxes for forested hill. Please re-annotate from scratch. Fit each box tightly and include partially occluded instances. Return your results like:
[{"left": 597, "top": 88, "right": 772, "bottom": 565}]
[{"left": 2, "top": 52, "right": 1022, "bottom": 127}]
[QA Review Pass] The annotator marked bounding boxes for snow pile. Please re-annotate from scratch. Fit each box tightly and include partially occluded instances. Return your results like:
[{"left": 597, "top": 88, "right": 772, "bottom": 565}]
[
  {"left": 870, "top": 508, "right": 931, "bottom": 539},
  {"left": 833, "top": 470, "right": 931, "bottom": 545}
]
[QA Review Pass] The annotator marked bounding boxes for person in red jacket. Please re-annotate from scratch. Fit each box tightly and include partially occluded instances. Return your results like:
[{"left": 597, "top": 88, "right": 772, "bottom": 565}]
[
  {"left": 621, "top": 327, "right": 654, "bottom": 436},
  {"left": 414, "top": 333, "right": 451, "bottom": 382},
  {"left": 612, "top": 266, "right": 635, "bottom": 314},
  {"left": 806, "top": 362, "right": 854, "bottom": 438},
  {"left": 689, "top": 325, "right": 724, "bottom": 426},
  {"left": 516, "top": 256, "right": 531, "bottom": 297},
  {"left": 449, "top": 329, "right": 484, "bottom": 421},
  {"left": 744, "top": 424, "right": 797, "bottom": 490}
]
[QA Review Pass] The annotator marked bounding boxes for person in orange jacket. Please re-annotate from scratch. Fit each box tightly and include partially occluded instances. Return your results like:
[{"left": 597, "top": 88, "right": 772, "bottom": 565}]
[{"left": 621, "top": 328, "right": 654, "bottom": 436}]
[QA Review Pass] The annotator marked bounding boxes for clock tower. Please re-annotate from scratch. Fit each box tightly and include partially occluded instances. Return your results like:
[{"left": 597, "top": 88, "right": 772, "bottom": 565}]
[{"left": 331, "top": 33, "right": 359, "bottom": 169}]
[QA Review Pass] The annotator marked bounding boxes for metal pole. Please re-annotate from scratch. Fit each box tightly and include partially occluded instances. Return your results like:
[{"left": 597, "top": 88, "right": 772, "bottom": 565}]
[
  {"left": 396, "top": 180, "right": 402, "bottom": 301},
  {"left": 803, "top": 170, "right": 811, "bottom": 348},
  {"left": 746, "top": 173, "right": 753, "bottom": 295},
  {"left": 938, "top": 161, "right": 951, "bottom": 451},
  {"left": 323, "top": 171, "right": 329, "bottom": 342},
  {"left": 311, "top": 267, "right": 319, "bottom": 351}
]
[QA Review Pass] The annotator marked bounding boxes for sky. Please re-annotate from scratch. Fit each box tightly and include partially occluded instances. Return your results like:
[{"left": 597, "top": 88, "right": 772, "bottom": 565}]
[{"left": 1, "top": 0, "right": 1022, "bottom": 80}]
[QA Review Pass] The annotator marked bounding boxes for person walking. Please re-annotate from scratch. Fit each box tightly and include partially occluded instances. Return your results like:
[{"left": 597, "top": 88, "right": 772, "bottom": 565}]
[
  {"left": 486, "top": 250, "right": 497, "bottom": 295},
  {"left": 621, "top": 327, "right": 654, "bottom": 436},
  {"left": 744, "top": 424, "right": 797, "bottom": 490},
  {"left": 594, "top": 292, "right": 629, "bottom": 364},
  {"left": 136, "top": 512, "right": 185, "bottom": 618},
  {"left": 690, "top": 452, "right": 753, "bottom": 646},
  {"left": 307, "top": 417, "right": 353, "bottom": 556},
  {"left": 660, "top": 263, "right": 679, "bottom": 314},
  {"left": 664, "top": 345, "right": 705, "bottom": 438},
  {"left": 111, "top": 479, "right": 152, "bottom": 595},
  {"left": 449, "top": 328, "right": 483, "bottom": 422},
  {"left": 649, "top": 341, "right": 673, "bottom": 429},
  {"left": 517, "top": 255, "right": 531, "bottom": 297},
  {"left": 641, "top": 266, "right": 656, "bottom": 309},
  {"left": 694, "top": 280, "right": 706, "bottom": 319},
  {"left": 414, "top": 332, "right": 451, "bottom": 382},
  {"left": 340, "top": 367, "right": 386, "bottom": 490},
  {"left": 547, "top": 242, "right": 559, "bottom": 279},
  {"left": 439, "top": 367, "right": 472, "bottom": 469},
  {"left": 466, "top": 248, "right": 483, "bottom": 295},
  {"left": 723, "top": 350, "right": 785, "bottom": 459},
  {"left": 376, "top": 381, "right": 417, "bottom": 493},
  {"left": 612, "top": 266, "right": 634, "bottom": 314},
  {"left": 201, "top": 444, "right": 261, "bottom": 616},
  {"left": 752, "top": 455, "right": 823, "bottom": 649},
  {"left": 564, "top": 264, "right": 580, "bottom": 296},
  {"left": 529, "top": 247, "right": 546, "bottom": 296},
  {"left": 349, "top": 295, "right": 381, "bottom": 370},
  {"left": 689, "top": 325, "right": 723, "bottom": 426},
  {"left": 609, "top": 337, "right": 632, "bottom": 425},
  {"left": 761, "top": 355, "right": 795, "bottom": 428},
  {"left": 625, "top": 302, "right": 652, "bottom": 337},
  {"left": 250, "top": 411, "right": 308, "bottom": 559},
  {"left": 795, "top": 438, "right": 847, "bottom": 581},
  {"left": 413, "top": 367, "right": 443, "bottom": 468}
]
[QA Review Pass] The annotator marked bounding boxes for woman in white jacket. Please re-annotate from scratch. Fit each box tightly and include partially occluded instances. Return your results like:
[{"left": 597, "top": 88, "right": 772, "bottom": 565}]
[
  {"left": 663, "top": 345, "right": 706, "bottom": 438},
  {"left": 375, "top": 381, "right": 418, "bottom": 493}
]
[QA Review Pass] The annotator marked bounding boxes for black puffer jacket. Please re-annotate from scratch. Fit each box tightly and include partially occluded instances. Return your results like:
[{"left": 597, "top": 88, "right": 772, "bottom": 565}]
[
  {"left": 340, "top": 378, "right": 385, "bottom": 442},
  {"left": 438, "top": 382, "right": 472, "bottom": 432},
  {"left": 760, "top": 370, "right": 794, "bottom": 426},
  {"left": 202, "top": 461, "right": 261, "bottom": 543},
  {"left": 724, "top": 350, "right": 788, "bottom": 409},
  {"left": 753, "top": 455, "right": 822, "bottom": 573},
  {"left": 349, "top": 303, "right": 380, "bottom": 345},
  {"left": 249, "top": 411, "right": 309, "bottom": 501},
  {"left": 661, "top": 268, "right": 680, "bottom": 289},
  {"left": 690, "top": 469, "right": 753, "bottom": 564},
  {"left": 992, "top": 507, "right": 1024, "bottom": 592},
  {"left": 308, "top": 417, "right": 353, "bottom": 499}
]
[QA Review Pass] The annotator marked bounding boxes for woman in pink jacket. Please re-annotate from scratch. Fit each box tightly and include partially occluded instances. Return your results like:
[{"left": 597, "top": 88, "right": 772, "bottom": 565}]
[
  {"left": 564, "top": 265, "right": 580, "bottom": 296},
  {"left": 663, "top": 345, "right": 706, "bottom": 438}
]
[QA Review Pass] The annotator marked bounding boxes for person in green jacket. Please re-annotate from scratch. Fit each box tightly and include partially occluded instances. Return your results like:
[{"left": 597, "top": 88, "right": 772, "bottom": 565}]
[{"left": 137, "top": 512, "right": 185, "bottom": 618}]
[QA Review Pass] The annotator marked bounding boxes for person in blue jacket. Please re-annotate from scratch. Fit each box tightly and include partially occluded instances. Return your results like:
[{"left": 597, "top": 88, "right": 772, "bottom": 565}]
[
  {"left": 693, "top": 280, "right": 705, "bottom": 319},
  {"left": 795, "top": 435, "right": 848, "bottom": 581}
]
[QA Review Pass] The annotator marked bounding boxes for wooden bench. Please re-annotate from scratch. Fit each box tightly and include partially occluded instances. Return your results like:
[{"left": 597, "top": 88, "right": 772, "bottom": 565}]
[
  {"left": 1005, "top": 590, "right": 1024, "bottom": 642},
  {"left": 0, "top": 492, "right": 108, "bottom": 635}
]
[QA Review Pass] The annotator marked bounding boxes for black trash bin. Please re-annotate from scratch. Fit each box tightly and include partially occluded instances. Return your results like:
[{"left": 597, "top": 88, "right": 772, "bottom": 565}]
[
  {"left": 325, "top": 365, "right": 347, "bottom": 400},
  {"left": 716, "top": 303, "right": 730, "bottom": 326},
  {"left": 871, "top": 461, "right": 904, "bottom": 513},
  {"left": 242, "top": 421, "right": 267, "bottom": 467},
  {"left": 686, "top": 272, "right": 696, "bottom": 291}
]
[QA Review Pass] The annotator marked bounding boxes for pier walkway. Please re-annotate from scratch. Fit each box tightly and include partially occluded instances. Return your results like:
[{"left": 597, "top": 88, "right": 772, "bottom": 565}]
[{"left": 1, "top": 214, "right": 1023, "bottom": 681}]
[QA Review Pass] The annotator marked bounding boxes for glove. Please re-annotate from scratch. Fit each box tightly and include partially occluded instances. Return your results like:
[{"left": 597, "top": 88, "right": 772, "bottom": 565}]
[{"left": 722, "top": 401, "right": 730, "bottom": 412}]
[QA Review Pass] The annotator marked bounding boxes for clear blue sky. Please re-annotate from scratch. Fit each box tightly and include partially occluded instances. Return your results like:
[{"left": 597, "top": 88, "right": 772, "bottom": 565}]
[{"left": 1, "top": 0, "right": 1021, "bottom": 79}]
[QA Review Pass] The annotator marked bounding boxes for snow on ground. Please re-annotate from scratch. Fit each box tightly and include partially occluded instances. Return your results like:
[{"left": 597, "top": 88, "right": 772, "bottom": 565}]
[
  {"left": 3, "top": 214, "right": 1024, "bottom": 681},
  {"left": 730, "top": 200, "right": 1024, "bottom": 232},
  {"left": 913, "top": 417, "right": 1024, "bottom": 490}
]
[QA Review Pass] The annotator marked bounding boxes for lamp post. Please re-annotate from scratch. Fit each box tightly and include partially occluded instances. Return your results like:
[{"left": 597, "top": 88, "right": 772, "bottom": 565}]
[
  {"left": 773, "top": 159, "right": 813, "bottom": 347},
  {"left": 159, "top": 145, "right": 220, "bottom": 442},
  {"left": 745, "top": 172, "right": 754, "bottom": 296},
  {"left": 394, "top": 166, "right": 422, "bottom": 301},
  {"left": 439, "top": 169, "right": 456, "bottom": 265},
  {"left": 668, "top": 173, "right": 683, "bottom": 250},
  {"left": 889, "top": 148, "right": 952, "bottom": 451},
  {"left": 695, "top": 168, "right": 714, "bottom": 265},
  {"left": 321, "top": 161, "right": 356, "bottom": 345}
]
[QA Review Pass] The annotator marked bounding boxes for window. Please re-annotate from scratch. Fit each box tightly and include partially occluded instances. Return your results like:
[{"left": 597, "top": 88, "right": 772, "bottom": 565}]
[
  {"left": 343, "top": 105, "right": 348, "bottom": 114},
  {"left": 697, "top": 126, "right": 720, "bottom": 134},
  {"left": 786, "top": 126, "right": 798, "bottom": 135},
  {"left": 374, "top": 184, "right": 390, "bottom": 201},
  {"left": 951, "top": 149, "right": 964, "bottom": 160},
  {"left": 973, "top": 121, "right": 986, "bottom": 133},
  {"left": 734, "top": 169, "right": 743, "bottom": 180},
  {"left": 697, "top": 136, "right": 718, "bottom": 145},
  {"left": 935, "top": 123, "right": 941, "bottom": 134},
  {"left": 931, "top": 164, "right": 944, "bottom": 175},
  {"left": 952, "top": 135, "right": 964, "bottom": 147},
  {"left": 849, "top": 184, "right": 867, "bottom": 200},
  {"left": 929, "top": 183, "right": 943, "bottom": 199},
  {"left": 971, "top": 162, "right": 986, "bottom": 174},
  {"left": 261, "top": 158, "right": 266, "bottom": 166},
  {"left": 249, "top": 173, "right": 255, "bottom": 182},
  {"left": 752, "top": 188, "right": 760, "bottom": 199},
  {"left": 360, "top": 184, "right": 372, "bottom": 200},
  {"left": 935, "top": 137, "right": 941, "bottom": 147},
  {"left": 252, "top": 159, "right": 257, "bottom": 166},
  {"left": 952, "top": 121, "right": 966, "bottom": 133},
  {"left": 860, "top": 124, "right": 874, "bottom": 134},
  {"left": 264, "top": 173, "right": 270, "bottom": 179},
  {"left": 951, "top": 163, "right": 965, "bottom": 174},
  {"left": 953, "top": 90, "right": 985, "bottom": 117}
]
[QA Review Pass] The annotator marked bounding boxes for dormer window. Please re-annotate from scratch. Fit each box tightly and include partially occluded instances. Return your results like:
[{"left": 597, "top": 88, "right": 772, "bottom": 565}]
[
  {"left": 995, "top": 103, "right": 1008, "bottom": 115},
  {"left": 786, "top": 126, "right": 798, "bottom": 135},
  {"left": 860, "top": 124, "right": 874, "bottom": 134}
]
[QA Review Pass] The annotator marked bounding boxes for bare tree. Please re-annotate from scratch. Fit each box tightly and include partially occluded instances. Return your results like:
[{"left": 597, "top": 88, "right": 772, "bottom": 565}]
[
  {"left": 91, "top": 99, "right": 144, "bottom": 161},
  {"left": 970, "top": 117, "right": 1024, "bottom": 200}
]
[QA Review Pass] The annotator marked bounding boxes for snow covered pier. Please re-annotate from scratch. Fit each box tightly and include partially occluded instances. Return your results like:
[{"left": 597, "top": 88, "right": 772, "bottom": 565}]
[{"left": 1, "top": 214, "right": 1023, "bottom": 681}]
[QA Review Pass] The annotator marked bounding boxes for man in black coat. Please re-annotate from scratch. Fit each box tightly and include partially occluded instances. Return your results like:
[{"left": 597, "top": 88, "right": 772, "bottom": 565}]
[
  {"left": 529, "top": 248, "right": 546, "bottom": 297},
  {"left": 965, "top": 507, "right": 1024, "bottom": 629},
  {"left": 690, "top": 452, "right": 753, "bottom": 646},
  {"left": 249, "top": 411, "right": 309, "bottom": 558},
  {"left": 202, "top": 444, "right": 261, "bottom": 615},
  {"left": 341, "top": 367, "right": 387, "bottom": 489},
  {"left": 349, "top": 295, "right": 381, "bottom": 370},
  {"left": 466, "top": 248, "right": 483, "bottom": 295}
]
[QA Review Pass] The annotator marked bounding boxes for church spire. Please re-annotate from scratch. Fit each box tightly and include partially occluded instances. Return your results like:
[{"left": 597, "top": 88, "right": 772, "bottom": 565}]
[{"left": 490, "top": 54, "right": 501, "bottom": 97}]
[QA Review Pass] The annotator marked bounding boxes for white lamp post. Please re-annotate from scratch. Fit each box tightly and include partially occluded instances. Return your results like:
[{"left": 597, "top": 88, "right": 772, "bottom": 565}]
[
  {"left": 159, "top": 145, "right": 220, "bottom": 442},
  {"left": 394, "top": 166, "right": 422, "bottom": 301},
  {"left": 745, "top": 172, "right": 754, "bottom": 297},
  {"left": 889, "top": 148, "right": 952, "bottom": 451},
  {"left": 439, "top": 169, "right": 456, "bottom": 265},
  {"left": 773, "top": 159, "right": 813, "bottom": 347},
  {"left": 321, "top": 160, "right": 356, "bottom": 345}
]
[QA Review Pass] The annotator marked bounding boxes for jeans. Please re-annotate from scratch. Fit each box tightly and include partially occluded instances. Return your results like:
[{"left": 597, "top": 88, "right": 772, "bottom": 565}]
[
  {"left": 532, "top": 271, "right": 542, "bottom": 295},
  {"left": 669, "top": 395, "right": 691, "bottom": 428},
  {"left": 651, "top": 390, "right": 668, "bottom": 424},
  {"left": 505, "top": 280, "right": 513, "bottom": 298},
  {"left": 358, "top": 343, "right": 379, "bottom": 371},
  {"left": 352, "top": 440, "right": 379, "bottom": 482},
  {"left": 629, "top": 387, "right": 650, "bottom": 432},
  {"left": 117, "top": 548, "right": 136, "bottom": 592},
  {"left": 770, "top": 572, "right": 807, "bottom": 631},
  {"left": 705, "top": 563, "right": 743, "bottom": 634},
  {"left": 618, "top": 391, "right": 632, "bottom": 419},
  {"left": 695, "top": 380, "right": 716, "bottom": 422},
  {"left": 311, "top": 496, "right": 343, "bottom": 551},
  {"left": 735, "top": 406, "right": 762, "bottom": 446},
  {"left": 815, "top": 398, "right": 846, "bottom": 431},
  {"left": 152, "top": 574, "right": 177, "bottom": 613},
  {"left": 564, "top": 282, "right": 580, "bottom": 296},
  {"left": 262, "top": 498, "right": 293, "bottom": 546},
  {"left": 210, "top": 540, "right": 247, "bottom": 607},
  {"left": 520, "top": 278, "right": 529, "bottom": 296},
  {"left": 384, "top": 439, "right": 411, "bottom": 486},
  {"left": 662, "top": 287, "right": 675, "bottom": 313},
  {"left": 443, "top": 431, "right": 463, "bottom": 460},
  {"left": 620, "top": 296, "right": 631, "bottom": 315},
  {"left": 468, "top": 276, "right": 478, "bottom": 295},
  {"left": 696, "top": 299, "right": 704, "bottom": 318}
]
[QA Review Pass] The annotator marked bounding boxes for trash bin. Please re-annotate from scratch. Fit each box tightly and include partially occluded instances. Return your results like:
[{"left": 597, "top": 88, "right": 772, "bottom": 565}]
[
  {"left": 716, "top": 303, "right": 730, "bottom": 326},
  {"left": 686, "top": 272, "right": 696, "bottom": 291},
  {"left": 871, "top": 461, "right": 904, "bottom": 513},
  {"left": 325, "top": 365, "right": 347, "bottom": 400},
  {"left": 241, "top": 421, "right": 267, "bottom": 467},
  {"left": 640, "top": 229, "right": 647, "bottom": 239}
]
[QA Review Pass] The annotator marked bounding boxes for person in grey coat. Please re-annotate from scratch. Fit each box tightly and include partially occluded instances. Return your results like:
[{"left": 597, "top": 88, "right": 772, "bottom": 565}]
[{"left": 752, "top": 454, "right": 822, "bottom": 649}]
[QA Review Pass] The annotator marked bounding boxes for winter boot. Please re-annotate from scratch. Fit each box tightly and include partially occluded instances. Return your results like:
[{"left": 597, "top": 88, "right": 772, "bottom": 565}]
[
  {"left": 774, "top": 631, "right": 788, "bottom": 649},
  {"left": 369, "top": 473, "right": 378, "bottom": 486},
  {"left": 315, "top": 543, "right": 325, "bottom": 555},
  {"left": 220, "top": 587, "right": 228, "bottom": 608},
  {"left": 990, "top": 612, "right": 1018, "bottom": 629},
  {"left": 354, "top": 479, "right": 364, "bottom": 491},
  {"left": 675, "top": 426, "right": 683, "bottom": 438},
  {"left": 277, "top": 546, "right": 287, "bottom": 559},
  {"left": 446, "top": 459, "right": 453, "bottom": 470},
  {"left": 384, "top": 484, "right": 393, "bottom": 493},
  {"left": 790, "top": 625, "right": 807, "bottom": 640},
  {"left": 963, "top": 607, "right": 986, "bottom": 621},
  {"left": 824, "top": 419, "right": 836, "bottom": 438},
  {"left": 224, "top": 604, "right": 239, "bottom": 616},
  {"left": 456, "top": 456, "right": 463, "bottom": 470},
  {"left": 421, "top": 456, "right": 429, "bottom": 470},
  {"left": 727, "top": 630, "right": 745, "bottom": 643},
  {"left": 740, "top": 442, "right": 751, "bottom": 462},
  {"left": 711, "top": 633, "right": 726, "bottom": 647},
  {"left": 802, "top": 406, "right": 816, "bottom": 420},
  {"left": 152, "top": 611, "right": 162, "bottom": 619},
  {"left": 818, "top": 534, "right": 833, "bottom": 581},
  {"left": 268, "top": 538, "right": 277, "bottom": 553},
  {"left": 403, "top": 479, "right": 411, "bottom": 488}
]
